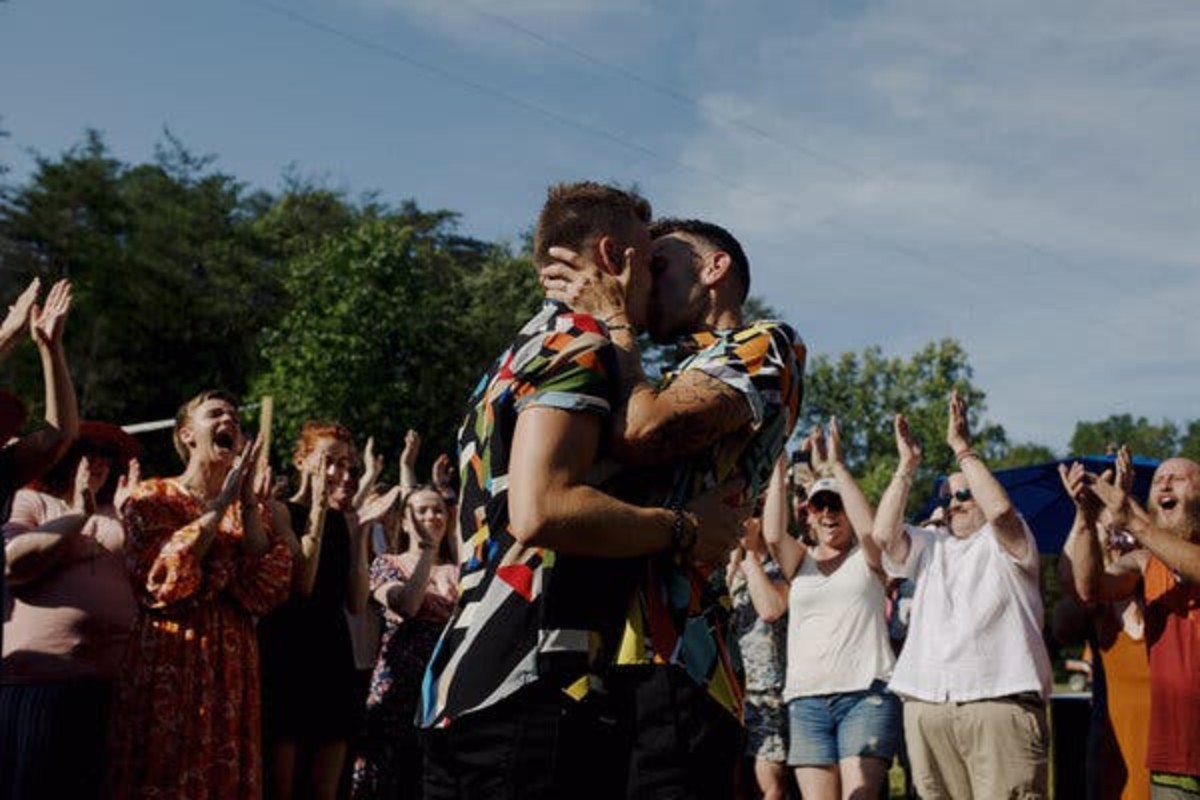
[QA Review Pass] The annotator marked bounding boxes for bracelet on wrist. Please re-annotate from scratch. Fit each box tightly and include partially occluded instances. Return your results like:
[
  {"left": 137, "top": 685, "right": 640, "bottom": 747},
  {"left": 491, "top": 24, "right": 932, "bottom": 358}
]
[
  {"left": 954, "top": 449, "right": 981, "bottom": 464},
  {"left": 669, "top": 506, "right": 698, "bottom": 555}
]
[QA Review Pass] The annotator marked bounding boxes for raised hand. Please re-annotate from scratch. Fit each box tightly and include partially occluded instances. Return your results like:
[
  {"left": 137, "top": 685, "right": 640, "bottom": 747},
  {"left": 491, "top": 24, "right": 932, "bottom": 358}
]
[
  {"left": 310, "top": 452, "right": 331, "bottom": 510},
  {"left": 114, "top": 458, "right": 141, "bottom": 517},
  {"left": 894, "top": 414, "right": 923, "bottom": 474},
  {"left": 30, "top": 279, "right": 72, "bottom": 349},
  {"left": 361, "top": 436, "right": 383, "bottom": 487},
  {"left": 1090, "top": 445, "right": 1139, "bottom": 527},
  {"left": 72, "top": 456, "right": 97, "bottom": 516},
  {"left": 357, "top": 484, "right": 403, "bottom": 529},
  {"left": 687, "top": 478, "right": 753, "bottom": 566},
  {"left": 808, "top": 424, "right": 832, "bottom": 476},
  {"left": 214, "top": 441, "right": 254, "bottom": 515},
  {"left": 827, "top": 416, "right": 846, "bottom": 466},
  {"left": 1, "top": 277, "right": 41, "bottom": 346},
  {"left": 432, "top": 453, "right": 455, "bottom": 492},
  {"left": 400, "top": 429, "right": 421, "bottom": 470},
  {"left": 239, "top": 433, "right": 267, "bottom": 508},
  {"left": 541, "top": 245, "right": 630, "bottom": 323},
  {"left": 946, "top": 389, "right": 971, "bottom": 455}
]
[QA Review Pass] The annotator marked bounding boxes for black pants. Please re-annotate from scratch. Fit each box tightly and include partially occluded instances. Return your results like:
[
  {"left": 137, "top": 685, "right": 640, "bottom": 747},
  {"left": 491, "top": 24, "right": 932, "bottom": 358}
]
[
  {"left": 608, "top": 665, "right": 743, "bottom": 800},
  {"left": 421, "top": 681, "right": 624, "bottom": 800}
]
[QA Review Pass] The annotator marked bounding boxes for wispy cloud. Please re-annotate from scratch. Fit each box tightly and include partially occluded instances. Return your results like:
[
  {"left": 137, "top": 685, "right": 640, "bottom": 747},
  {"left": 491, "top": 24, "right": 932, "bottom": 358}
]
[{"left": 641, "top": 0, "right": 1200, "bottom": 448}]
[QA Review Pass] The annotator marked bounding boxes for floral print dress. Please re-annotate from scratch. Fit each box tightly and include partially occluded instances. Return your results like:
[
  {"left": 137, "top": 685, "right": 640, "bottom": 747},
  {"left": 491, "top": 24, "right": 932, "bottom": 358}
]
[
  {"left": 107, "top": 478, "right": 292, "bottom": 800},
  {"left": 352, "top": 552, "right": 458, "bottom": 800}
]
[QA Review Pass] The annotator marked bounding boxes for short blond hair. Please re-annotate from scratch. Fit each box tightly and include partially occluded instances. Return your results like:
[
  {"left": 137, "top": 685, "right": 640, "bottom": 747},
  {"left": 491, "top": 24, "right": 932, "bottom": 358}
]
[{"left": 173, "top": 389, "right": 239, "bottom": 463}]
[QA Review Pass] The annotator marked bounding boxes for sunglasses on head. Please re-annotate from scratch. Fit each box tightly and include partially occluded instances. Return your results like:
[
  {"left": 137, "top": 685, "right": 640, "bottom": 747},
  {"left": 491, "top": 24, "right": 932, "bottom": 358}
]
[
  {"left": 940, "top": 488, "right": 973, "bottom": 506},
  {"left": 808, "top": 494, "right": 844, "bottom": 513}
]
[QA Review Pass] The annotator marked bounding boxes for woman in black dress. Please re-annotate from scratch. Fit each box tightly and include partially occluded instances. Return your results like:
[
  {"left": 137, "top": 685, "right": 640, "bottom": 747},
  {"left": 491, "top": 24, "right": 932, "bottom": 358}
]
[{"left": 259, "top": 422, "right": 398, "bottom": 800}]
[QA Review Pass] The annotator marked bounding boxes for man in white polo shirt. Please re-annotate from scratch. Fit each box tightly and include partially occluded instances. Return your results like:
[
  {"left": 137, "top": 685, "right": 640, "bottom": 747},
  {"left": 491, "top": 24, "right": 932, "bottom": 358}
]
[{"left": 872, "top": 391, "right": 1053, "bottom": 799}]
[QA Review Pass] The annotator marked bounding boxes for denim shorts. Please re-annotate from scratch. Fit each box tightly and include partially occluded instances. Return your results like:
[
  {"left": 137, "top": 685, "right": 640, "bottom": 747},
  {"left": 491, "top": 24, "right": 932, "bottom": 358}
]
[{"left": 786, "top": 680, "right": 901, "bottom": 766}]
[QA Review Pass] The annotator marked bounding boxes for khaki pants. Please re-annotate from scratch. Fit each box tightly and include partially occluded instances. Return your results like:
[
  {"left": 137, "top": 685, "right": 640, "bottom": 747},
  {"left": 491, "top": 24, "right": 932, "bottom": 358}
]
[{"left": 903, "top": 696, "right": 1048, "bottom": 800}]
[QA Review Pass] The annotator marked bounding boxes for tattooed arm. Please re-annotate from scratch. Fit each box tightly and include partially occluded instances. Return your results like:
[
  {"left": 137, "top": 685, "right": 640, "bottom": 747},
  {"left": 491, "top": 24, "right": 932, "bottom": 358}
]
[{"left": 605, "top": 326, "right": 753, "bottom": 466}]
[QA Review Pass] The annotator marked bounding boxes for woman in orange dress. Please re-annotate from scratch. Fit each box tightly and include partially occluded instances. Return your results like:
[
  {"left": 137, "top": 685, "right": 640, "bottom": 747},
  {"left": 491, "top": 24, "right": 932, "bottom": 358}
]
[{"left": 107, "top": 390, "right": 292, "bottom": 800}]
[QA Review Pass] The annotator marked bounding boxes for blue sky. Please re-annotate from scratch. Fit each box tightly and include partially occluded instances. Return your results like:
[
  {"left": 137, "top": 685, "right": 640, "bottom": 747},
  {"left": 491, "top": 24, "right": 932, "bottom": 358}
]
[{"left": 3, "top": 0, "right": 1199, "bottom": 451}]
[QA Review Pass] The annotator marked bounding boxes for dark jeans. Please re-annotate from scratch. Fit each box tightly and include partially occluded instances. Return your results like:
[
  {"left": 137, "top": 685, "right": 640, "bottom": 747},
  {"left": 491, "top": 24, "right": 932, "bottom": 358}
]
[
  {"left": 421, "top": 680, "right": 624, "bottom": 800},
  {"left": 608, "top": 665, "right": 743, "bottom": 800},
  {"left": 0, "top": 679, "right": 112, "bottom": 800}
]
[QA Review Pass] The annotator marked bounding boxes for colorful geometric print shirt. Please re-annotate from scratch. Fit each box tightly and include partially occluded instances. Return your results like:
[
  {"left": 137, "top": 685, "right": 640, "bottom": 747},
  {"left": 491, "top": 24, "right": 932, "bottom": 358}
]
[
  {"left": 615, "top": 320, "right": 805, "bottom": 718},
  {"left": 418, "top": 300, "right": 636, "bottom": 729}
]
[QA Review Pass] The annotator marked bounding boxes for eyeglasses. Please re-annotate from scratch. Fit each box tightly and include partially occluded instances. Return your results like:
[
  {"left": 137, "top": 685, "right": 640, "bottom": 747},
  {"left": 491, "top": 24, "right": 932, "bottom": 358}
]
[{"left": 808, "top": 495, "right": 844, "bottom": 513}]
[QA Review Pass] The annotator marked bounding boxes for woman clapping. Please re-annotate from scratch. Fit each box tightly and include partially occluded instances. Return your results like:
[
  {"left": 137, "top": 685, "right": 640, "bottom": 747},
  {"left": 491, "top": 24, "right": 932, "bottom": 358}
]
[{"left": 107, "top": 391, "right": 292, "bottom": 800}]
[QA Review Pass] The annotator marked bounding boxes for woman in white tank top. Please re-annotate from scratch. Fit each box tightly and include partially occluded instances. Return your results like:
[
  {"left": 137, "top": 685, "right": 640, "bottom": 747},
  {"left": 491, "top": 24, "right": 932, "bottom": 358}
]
[{"left": 765, "top": 419, "right": 900, "bottom": 800}]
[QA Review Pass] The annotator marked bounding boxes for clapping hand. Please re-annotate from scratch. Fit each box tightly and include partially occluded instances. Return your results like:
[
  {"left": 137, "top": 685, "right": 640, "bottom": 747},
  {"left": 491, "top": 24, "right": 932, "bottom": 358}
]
[
  {"left": 1087, "top": 445, "right": 1140, "bottom": 531},
  {"left": 894, "top": 414, "right": 923, "bottom": 474},
  {"left": 1, "top": 277, "right": 41, "bottom": 347},
  {"left": 30, "top": 279, "right": 72, "bottom": 349},
  {"left": 114, "top": 459, "right": 141, "bottom": 519},
  {"left": 946, "top": 389, "right": 972, "bottom": 454},
  {"left": 72, "top": 456, "right": 97, "bottom": 516}
]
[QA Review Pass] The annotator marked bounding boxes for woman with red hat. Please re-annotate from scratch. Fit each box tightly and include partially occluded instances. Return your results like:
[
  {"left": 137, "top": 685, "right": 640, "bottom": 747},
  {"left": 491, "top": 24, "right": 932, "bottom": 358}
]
[
  {"left": 1, "top": 422, "right": 140, "bottom": 798},
  {"left": 0, "top": 277, "right": 86, "bottom": 800}
]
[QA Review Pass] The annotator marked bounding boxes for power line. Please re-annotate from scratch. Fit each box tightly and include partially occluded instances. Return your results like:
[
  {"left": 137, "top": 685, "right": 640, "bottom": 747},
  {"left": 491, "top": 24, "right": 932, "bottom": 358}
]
[
  {"left": 242, "top": 0, "right": 970, "bottom": 279},
  {"left": 242, "top": 0, "right": 1193, "bottom": 325}
]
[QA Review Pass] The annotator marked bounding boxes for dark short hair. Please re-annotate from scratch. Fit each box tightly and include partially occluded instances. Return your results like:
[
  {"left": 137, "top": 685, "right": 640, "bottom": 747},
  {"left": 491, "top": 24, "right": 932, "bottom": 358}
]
[
  {"left": 532, "top": 182, "right": 651, "bottom": 268},
  {"left": 173, "top": 389, "right": 239, "bottom": 463},
  {"left": 649, "top": 218, "right": 750, "bottom": 303}
]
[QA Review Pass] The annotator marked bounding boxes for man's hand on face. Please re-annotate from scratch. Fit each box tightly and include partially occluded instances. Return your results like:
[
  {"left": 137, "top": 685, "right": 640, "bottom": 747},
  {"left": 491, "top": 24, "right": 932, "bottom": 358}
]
[{"left": 541, "top": 245, "right": 630, "bottom": 324}]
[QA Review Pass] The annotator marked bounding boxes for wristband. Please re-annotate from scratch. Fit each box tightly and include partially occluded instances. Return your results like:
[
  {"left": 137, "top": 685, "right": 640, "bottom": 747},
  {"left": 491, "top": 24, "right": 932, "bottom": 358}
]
[{"left": 955, "top": 449, "right": 980, "bottom": 464}]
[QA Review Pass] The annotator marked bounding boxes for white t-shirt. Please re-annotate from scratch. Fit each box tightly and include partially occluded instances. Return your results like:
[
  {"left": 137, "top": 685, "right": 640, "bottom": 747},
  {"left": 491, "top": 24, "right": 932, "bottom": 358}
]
[
  {"left": 884, "top": 517, "right": 1052, "bottom": 702},
  {"left": 784, "top": 546, "right": 895, "bottom": 700}
]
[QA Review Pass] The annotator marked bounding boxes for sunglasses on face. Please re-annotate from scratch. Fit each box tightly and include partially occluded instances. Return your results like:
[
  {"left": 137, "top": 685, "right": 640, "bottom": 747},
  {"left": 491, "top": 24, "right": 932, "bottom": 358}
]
[
  {"left": 940, "top": 488, "right": 973, "bottom": 506},
  {"left": 808, "top": 495, "right": 844, "bottom": 513}
]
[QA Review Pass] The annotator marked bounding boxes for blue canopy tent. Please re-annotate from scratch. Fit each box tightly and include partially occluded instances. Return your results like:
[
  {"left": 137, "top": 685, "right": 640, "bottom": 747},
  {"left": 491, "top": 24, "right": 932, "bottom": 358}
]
[{"left": 918, "top": 454, "right": 1161, "bottom": 553}]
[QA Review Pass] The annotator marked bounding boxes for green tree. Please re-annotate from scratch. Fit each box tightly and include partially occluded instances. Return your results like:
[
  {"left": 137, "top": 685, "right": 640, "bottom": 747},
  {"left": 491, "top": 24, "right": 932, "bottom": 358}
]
[
  {"left": 798, "top": 338, "right": 1009, "bottom": 507},
  {"left": 1180, "top": 420, "right": 1200, "bottom": 463},
  {"left": 1068, "top": 414, "right": 1179, "bottom": 459},
  {"left": 0, "top": 130, "right": 287, "bottom": 468},
  {"left": 993, "top": 442, "right": 1059, "bottom": 469},
  {"left": 251, "top": 211, "right": 541, "bottom": 481}
]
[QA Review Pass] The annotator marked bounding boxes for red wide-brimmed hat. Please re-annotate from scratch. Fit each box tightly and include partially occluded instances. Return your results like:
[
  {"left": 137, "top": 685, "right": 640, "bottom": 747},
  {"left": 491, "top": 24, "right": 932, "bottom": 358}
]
[
  {"left": 0, "top": 390, "right": 28, "bottom": 443},
  {"left": 78, "top": 420, "right": 141, "bottom": 463}
]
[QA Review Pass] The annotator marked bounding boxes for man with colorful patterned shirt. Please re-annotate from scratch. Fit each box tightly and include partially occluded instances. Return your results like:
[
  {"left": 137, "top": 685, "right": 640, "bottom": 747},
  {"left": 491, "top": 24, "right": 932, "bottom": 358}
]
[
  {"left": 543, "top": 218, "right": 806, "bottom": 799},
  {"left": 418, "top": 185, "right": 750, "bottom": 800}
]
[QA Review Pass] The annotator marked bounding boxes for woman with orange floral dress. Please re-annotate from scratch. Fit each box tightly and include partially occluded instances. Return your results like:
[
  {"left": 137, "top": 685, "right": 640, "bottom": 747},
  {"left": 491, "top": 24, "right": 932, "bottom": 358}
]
[{"left": 107, "top": 390, "right": 292, "bottom": 800}]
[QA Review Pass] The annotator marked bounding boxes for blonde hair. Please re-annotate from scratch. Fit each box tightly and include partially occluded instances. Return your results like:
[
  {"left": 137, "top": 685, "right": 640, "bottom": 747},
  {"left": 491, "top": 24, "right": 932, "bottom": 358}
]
[{"left": 172, "top": 390, "right": 239, "bottom": 463}]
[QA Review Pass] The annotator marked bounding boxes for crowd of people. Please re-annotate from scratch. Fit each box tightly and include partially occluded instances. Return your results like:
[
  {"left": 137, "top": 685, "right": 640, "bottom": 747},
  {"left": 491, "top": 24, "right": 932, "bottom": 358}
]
[{"left": 1, "top": 181, "right": 1197, "bottom": 800}]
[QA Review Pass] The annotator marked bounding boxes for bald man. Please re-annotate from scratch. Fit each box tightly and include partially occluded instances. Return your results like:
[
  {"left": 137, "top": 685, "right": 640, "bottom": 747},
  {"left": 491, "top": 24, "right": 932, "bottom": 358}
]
[{"left": 1065, "top": 452, "right": 1200, "bottom": 799}]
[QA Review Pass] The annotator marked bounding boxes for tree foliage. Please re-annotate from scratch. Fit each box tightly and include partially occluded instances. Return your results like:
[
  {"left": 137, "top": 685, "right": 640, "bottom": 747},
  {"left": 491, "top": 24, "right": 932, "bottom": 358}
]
[
  {"left": 1068, "top": 414, "right": 1181, "bottom": 460},
  {"left": 251, "top": 213, "right": 540, "bottom": 479},
  {"left": 798, "top": 339, "right": 1008, "bottom": 505}
]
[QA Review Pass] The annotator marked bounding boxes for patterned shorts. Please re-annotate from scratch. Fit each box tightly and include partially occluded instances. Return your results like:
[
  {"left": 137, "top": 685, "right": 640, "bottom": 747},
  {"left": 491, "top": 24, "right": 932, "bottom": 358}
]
[{"left": 744, "top": 693, "right": 788, "bottom": 764}]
